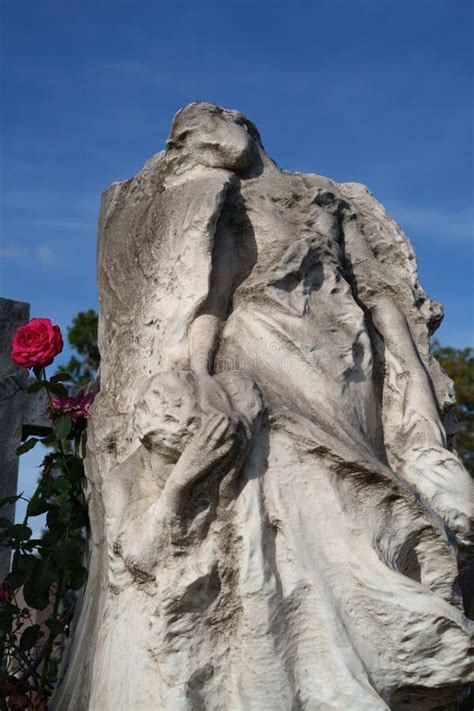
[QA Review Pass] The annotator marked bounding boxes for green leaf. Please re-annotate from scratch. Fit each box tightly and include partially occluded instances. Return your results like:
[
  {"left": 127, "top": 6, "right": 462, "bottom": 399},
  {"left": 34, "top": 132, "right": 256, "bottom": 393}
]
[
  {"left": 58, "top": 501, "right": 73, "bottom": 520},
  {"left": 32, "top": 366, "right": 43, "bottom": 380},
  {"left": 0, "top": 604, "right": 18, "bottom": 633},
  {"left": 69, "top": 565, "right": 88, "bottom": 590},
  {"left": 0, "top": 494, "right": 21, "bottom": 509},
  {"left": 20, "top": 558, "right": 56, "bottom": 611},
  {"left": 9, "top": 524, "right": 32, "bottom": 541},
  {"left": 45, "top": 616, "right": 64, "bottom": 637},
  {"left": 34, "top": 557, "right": 54, "bottom": 593},
  {"left": 23, "top": 581, "right": 49, "bottom": 611},
  {"left": 27, "top": 492, "right": 49, "bottom": 517},
  {"left": 13, "top": 553, "right": 37, "bottom": 576},
  {"left": 53, "top": 415, "right": 72, "bottom": 441},
  {"left": 6, "top": 567, "right": 29, "bottom": 589},
  {"left": 50, "top": 372, "right": 73, "bottom": 383},
  {"left": 27, "top": 380, "right": 45, "bottom": 393},
  {"left": 54, "top": 539, "right": 81, "bottom": 568},
  {"left": 20, "top": 624, "right": 41, "bottom": 651},
  {"left": 16, "top": 438, "right": 40, "bottom": 455},
  {"left": 46, "top": 505, "right": 62, "bottom": 529},
  {"left": 69, "top": 457, "right": 84, "bottom": 483},
  {"left": 3, "top": 602, "right": 20, "bottom": 616},
  {"left": 0, "top": 611, "right": 13, "bottom": 633},
  {"left": 52, "top": 476, "right": 71, "bottom": 494},
  {"left": 47, "top": 382, "right": 69, "bottom": 397}
]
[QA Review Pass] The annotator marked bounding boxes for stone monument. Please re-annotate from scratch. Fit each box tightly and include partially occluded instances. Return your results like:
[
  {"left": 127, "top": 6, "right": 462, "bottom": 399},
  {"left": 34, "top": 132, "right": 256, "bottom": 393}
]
[
  {"left": 53, "top": 103, "right": 473, "bottom": 710},
  {"left": 0, "top": 298, "right": 53, "bottom": 579}
]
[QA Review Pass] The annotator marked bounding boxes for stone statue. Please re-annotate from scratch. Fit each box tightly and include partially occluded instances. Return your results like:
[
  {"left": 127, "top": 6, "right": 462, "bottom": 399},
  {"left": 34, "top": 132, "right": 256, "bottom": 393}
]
[{"left": 53, "top": 103, "right": 473, "bottom": 710}]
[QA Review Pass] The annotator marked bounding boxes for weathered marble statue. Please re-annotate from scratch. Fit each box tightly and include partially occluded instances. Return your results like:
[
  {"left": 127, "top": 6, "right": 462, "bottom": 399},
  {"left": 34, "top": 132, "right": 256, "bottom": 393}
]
[{"left": 53, "top": 103, "right": 473, "bottom": 710}]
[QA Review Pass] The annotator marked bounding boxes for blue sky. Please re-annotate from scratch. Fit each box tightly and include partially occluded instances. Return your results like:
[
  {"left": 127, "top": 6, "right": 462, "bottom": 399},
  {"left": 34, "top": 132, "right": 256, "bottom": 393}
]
[{"left": 1, "top": 0, "right": 472, "bottom": 528}]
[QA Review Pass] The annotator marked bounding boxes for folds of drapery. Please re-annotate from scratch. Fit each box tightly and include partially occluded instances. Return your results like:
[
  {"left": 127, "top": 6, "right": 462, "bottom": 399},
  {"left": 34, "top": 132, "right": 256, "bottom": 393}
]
[{"left": 54, "top": 161, "right": 473, "bottom": 710}]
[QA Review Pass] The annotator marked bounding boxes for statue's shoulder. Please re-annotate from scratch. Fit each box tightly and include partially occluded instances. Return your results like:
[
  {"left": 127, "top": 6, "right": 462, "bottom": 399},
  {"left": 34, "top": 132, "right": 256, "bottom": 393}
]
[
  {"left": 337, "top": 181, "right": 377, "bottom": 208},
  {"left": 98, "top": 151, "right": 166, "bottom": 231},
  {"left": 164, "top": 165, "right": 235, "bottom": 195},
  {"left": 288, "top": 170, "right": 349, "bottom": 201},
  {"left": 102, "top": 150, "right": 166, "bottom": 197}
]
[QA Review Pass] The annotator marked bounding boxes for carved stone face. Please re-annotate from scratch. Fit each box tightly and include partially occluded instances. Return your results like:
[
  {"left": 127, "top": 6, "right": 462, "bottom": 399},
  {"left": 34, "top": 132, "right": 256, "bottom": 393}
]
[
  {"left": 166, "top": 102, "right": 259, "bottom": 173},
  {"left": 133, "top": 370, "right": 199, "bottom": 459}
]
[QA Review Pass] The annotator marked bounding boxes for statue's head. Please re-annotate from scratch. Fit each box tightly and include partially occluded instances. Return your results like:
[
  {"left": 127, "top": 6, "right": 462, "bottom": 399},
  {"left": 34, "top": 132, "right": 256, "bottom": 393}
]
[
  {"left": 133, "top": 370, "right": 199, "bottom": 459},
  {"left": 165, "top": 102, "right": 262, "bottom": 174}
]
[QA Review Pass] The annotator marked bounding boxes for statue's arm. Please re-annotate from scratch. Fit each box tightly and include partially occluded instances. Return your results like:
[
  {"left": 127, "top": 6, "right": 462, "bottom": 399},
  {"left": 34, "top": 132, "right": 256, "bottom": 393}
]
[
  {"left": 189, "top": 311, "right": 226, "bottom": 376},
  {"left": 189, "top": 220, "right": 240, "bottom": 375},
  {"left": 369, "top": 297, "right": 445, "bottom": 444},
  {"left": 338, "top": 184, "right": 473, "bottom": 542},
  {"left": 337, "top": 183, "right": 446, "bottom": 444}
]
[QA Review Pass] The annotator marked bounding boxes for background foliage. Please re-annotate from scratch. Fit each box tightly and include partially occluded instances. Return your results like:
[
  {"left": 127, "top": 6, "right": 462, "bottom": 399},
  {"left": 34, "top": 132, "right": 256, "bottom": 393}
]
[
  {"left": 432, "top": 341, "right": 474, "bottom": 475},
  {"left": 56, "top": 310, "right": 99, "bottom": 388},
  {"left": 0, "top": 312, "right": 99, "bottom": 709}
]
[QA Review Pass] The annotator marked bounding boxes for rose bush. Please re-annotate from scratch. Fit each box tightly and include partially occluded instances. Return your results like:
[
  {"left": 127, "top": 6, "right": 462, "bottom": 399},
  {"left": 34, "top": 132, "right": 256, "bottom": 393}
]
[
  {"left": 1, "top": 318, "right": 90, "bottom": 708},
  {"left": 49, "top": 390, "right": 95, "bottom": 423},
  {"left": 10, "top": 318, "right": 63, "bottom": 369}
]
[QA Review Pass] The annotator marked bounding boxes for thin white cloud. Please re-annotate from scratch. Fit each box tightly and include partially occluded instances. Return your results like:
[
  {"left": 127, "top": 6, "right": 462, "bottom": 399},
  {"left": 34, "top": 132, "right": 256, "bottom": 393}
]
[
  {"left": 6, "top": 217, "right": 96, "bottom": 231},
  {"left": 37, "top": 245, "right": 55, "bottom": 266},
  {"left": 386, "top": 204, "right": 473, "bottom": 243},
  {"left": 1, "top": 188, "right": 99, "bottom": 215},
  {"left": 0, "top": 245, "right": 26, "bottom": 259},
  {"left": 0, "top": 243, "right": 56, "bottom": 267}
]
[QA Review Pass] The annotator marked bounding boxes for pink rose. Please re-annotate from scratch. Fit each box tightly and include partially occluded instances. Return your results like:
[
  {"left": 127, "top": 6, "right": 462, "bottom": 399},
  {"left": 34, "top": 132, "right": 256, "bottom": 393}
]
[
  {"left": 11, "top": 318, "right": 63, "bottom": 369},
  {"left": 49, "top": 390, "right": 95, "bottom": 423}
]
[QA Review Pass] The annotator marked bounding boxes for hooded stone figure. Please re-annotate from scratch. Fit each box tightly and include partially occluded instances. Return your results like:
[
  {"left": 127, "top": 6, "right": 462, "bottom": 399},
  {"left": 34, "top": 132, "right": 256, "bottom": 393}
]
[{"left": 53, "top": 103, "right": 473, "bottom": 711}]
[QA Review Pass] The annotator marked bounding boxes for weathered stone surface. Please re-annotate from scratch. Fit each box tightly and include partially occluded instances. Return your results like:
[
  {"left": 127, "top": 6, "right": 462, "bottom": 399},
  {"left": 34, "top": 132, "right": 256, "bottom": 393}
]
[
  {"left": 0, "top": 298, "right": 53, "bottom": 578},
  {"left": 0, "top": 298, "right": 30, "bottom": 578},
  {"left": 54, "top": 104, "right": 473, "bottom": 710}
]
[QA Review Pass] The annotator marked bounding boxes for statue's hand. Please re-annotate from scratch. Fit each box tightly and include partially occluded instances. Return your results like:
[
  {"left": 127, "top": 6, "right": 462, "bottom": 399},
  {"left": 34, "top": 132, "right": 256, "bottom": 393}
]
[
  {"left": 197, "top": 410, "right": 237, "bottom": 461},
  {"left": 163, "top": 410, "right": 238, "bottom": 506},
  {"left": 160, "top": 371, "right": 263, "bottom": 513}
]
